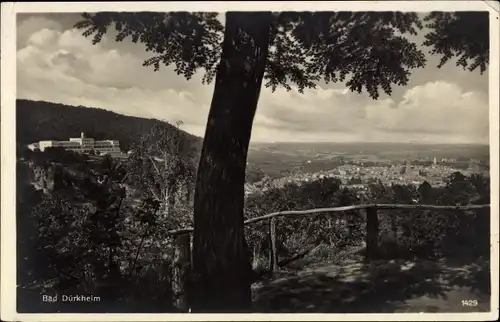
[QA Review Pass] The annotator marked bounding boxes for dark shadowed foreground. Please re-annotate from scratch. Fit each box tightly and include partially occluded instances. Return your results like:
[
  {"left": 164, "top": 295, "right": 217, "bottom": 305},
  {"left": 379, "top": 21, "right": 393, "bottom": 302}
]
[{"left": 252, "top": 255, "right": 490, "bottom": 313}]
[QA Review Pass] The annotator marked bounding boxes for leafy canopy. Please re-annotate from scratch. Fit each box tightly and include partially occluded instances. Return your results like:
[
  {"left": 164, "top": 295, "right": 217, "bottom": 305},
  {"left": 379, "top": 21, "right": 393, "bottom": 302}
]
[
  {"left": 423, "top": 12, "right": 489, "bottom": 73},
  {"left": 75, "top": 11, "right": 488, "bottom": 100}
]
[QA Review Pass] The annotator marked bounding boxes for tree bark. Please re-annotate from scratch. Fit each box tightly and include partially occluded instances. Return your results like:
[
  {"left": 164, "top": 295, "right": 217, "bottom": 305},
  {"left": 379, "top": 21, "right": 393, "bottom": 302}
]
[
  {"left": 191, "top": 12, "right": 272, "bottom": 312},
  {"left": 172, "top": 234, "right": 191, "bottom": 312},
  {"left": 269, "top": 217, "right": 277, "bottom": 272},
  {"left": 365, "top": 207, "right": 379, "bottom": 260},
  {"left": 166, "top": 182, "right": 176, "bottom": 216}
]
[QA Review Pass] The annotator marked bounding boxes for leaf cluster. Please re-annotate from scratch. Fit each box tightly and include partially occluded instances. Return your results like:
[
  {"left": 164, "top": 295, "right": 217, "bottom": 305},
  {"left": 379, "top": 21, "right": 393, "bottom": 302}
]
[
  {"left": 424, "top": 11, "right": 489, "bottom": 74},
  {"left": 74, "top": 12, "right": 224, "bottom": 83},
  {"left": 75, "top": 11, "right": 431, "bottom": 99}
]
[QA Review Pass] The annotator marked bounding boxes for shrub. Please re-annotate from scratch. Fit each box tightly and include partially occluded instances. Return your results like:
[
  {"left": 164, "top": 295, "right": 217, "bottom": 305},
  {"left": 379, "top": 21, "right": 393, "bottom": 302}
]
[{"left": 244, "top": 171, "right": 490, "bottom": 264}]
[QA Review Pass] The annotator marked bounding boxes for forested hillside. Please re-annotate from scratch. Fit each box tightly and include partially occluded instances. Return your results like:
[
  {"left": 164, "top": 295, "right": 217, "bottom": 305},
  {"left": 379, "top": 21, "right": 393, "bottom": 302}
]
[
  {"left": 16, "top": 99, "right": 202, "bottom": 152},
  {"left": 18, "top": 143, "right": 491, "bottom": 313},
  {"left": 17, "top": 129, "right": 196, "bottom": 313}
]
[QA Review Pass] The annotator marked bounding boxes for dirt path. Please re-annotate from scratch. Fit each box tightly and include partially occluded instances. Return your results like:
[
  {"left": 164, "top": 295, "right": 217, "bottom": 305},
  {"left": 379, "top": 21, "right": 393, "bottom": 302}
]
[{"left": 252, "top": 257, "right": 490, "bottom": 313}]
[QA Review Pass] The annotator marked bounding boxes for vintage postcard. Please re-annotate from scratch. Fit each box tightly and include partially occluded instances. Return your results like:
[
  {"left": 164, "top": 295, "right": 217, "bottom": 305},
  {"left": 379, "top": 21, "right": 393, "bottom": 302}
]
[{"left": 1, "top": 1, "right": 499, "bottom": 321}]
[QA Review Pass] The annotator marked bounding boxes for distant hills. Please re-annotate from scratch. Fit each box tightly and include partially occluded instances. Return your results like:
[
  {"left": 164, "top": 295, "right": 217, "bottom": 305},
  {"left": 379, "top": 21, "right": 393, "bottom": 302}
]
[
  {"left": 16, "top": 99, "right": 203, "bottom": 152},
  {"left": 16, "top": 99, "right": 489, "bottom": 173}
]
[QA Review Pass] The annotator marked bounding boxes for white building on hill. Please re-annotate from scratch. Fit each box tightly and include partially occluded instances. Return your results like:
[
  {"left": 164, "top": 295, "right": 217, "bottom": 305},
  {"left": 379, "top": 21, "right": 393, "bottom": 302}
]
[{"left": 28, "top": 132, "right": 122, "bottom": 155}]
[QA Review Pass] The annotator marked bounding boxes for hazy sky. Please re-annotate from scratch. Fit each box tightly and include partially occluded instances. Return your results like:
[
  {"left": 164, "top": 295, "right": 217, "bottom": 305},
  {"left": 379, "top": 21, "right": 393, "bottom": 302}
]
[{"left": 16, "top": 12, "right": 490, "bottom": 144}]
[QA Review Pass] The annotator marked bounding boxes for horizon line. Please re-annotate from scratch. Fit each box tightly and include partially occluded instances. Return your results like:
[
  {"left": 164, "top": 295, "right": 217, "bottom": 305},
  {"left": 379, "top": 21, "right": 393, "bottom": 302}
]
[
  {"left": 17, "top": 99, "right": 490, "bottom": 147},
  {"left": 249, "top": 141, "right": 490, "bottom": 146}
]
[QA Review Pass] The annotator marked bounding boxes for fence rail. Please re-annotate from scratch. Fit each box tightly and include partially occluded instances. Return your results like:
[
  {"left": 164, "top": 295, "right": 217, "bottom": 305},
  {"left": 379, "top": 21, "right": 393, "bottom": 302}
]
[
  {"left": 166, "top": 203, "right": 490, "bottom": 236},
  {"left": 169, "top": 203, "right": 490, "bottom": 311}
]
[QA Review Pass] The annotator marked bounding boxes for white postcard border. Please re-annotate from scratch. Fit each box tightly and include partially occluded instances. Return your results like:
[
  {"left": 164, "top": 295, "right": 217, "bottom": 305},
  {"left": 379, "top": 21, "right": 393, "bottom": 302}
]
[{"left": 2, "top": 1, "right": 499, "bottom": 321}]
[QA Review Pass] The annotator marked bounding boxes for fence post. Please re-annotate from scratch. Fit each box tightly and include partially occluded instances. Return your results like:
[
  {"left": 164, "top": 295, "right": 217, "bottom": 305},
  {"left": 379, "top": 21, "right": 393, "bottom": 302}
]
[
  {"left": 269, "top": 217, "right": 278, "bottom": 272},
  {"left": 365, "top": 206, "right": 379, "bottom": 260},
  {"left": 172, "top": 233, "right": 191, "bottom": 311}
]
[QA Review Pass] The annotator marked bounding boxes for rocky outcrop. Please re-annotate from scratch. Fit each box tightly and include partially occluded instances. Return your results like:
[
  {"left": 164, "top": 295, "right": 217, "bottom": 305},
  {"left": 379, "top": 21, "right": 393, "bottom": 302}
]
[
  {"left": 21, "top": 161, "right": 76, "bottom": 194},
  {"left": 32, "top": 163, "right": 56, "bottom": 192}
]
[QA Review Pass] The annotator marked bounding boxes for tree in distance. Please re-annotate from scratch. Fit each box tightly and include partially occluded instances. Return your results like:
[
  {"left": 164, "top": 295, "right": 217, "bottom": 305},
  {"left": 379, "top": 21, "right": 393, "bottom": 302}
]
[{"left": 75, "top": 10, "right": 489, "bottom": 312}]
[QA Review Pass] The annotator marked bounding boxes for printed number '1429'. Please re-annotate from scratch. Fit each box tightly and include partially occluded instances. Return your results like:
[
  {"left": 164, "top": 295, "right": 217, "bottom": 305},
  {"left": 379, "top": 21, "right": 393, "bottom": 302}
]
[{"left": 462, "top": 300, "right": 478, "bottom": 307}]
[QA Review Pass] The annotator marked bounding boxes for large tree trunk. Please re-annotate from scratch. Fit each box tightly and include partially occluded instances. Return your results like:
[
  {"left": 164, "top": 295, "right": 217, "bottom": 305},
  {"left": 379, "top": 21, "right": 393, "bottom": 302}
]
[{"left": 191, "top": 12, "right": 272, "bottom": 312}]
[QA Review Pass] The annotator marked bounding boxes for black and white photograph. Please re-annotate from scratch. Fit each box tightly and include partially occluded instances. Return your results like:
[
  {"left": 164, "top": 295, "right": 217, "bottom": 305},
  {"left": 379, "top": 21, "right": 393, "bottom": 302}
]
[{"left": 1, "top": 1, "right": 499, "bottom": 321}]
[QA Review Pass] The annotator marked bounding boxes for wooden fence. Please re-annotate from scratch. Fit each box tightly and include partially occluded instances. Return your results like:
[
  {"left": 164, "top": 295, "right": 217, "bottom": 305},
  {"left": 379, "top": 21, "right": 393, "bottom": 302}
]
[{"left": 168, "top": 203, "right": 490, "bottom": 310}]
